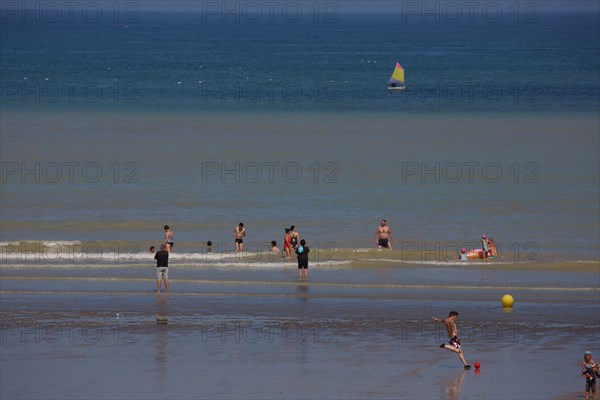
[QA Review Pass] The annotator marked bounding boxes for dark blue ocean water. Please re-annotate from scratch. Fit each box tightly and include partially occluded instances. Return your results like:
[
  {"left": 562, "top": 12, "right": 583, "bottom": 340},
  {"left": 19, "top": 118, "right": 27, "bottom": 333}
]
[{"left": 1, "top": 11, "right": 599, "bottom": 113}]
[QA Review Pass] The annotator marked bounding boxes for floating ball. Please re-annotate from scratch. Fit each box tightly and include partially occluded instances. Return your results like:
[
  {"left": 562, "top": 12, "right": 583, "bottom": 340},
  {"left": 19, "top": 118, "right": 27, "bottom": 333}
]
[
  {"left": 502, "top": 294, "right": 514, "bottom": 307},
  {"left": 474, "top": 362, "right": 480, "bottom": 369}
]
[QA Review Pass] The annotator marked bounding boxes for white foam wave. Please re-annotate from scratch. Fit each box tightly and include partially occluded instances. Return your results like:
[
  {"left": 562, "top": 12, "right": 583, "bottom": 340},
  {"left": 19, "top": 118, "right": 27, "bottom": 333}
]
[
  {"left": 0, "top": 240, "right": 82, "bottom": 247},
  {"left": 0, "top": 250, "right": 351, "bottom": 267}
]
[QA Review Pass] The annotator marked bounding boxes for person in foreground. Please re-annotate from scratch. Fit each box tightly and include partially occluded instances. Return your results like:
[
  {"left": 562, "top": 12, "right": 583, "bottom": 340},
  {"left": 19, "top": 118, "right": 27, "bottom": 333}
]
[
  {"left": 375, "top": 219, "right": 394, "bottom": 249},
  {"left": 296, "top": 239, "right": 310, "bottom": 280},
  {"left": 433, "top": 311, "right": 471, "bottom": 369},
  {"left": 154, "top": 244, "right": 169, "bottom": 293},
  {"left": 582, "top": 351, "right": 599, "bottom": 399}
]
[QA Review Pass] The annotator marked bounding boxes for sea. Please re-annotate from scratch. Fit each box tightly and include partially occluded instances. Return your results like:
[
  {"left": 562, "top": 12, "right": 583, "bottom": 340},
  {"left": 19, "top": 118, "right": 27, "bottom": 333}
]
[
  {"left": 1, "top": 4, "right": 599, "bottom": 399},
  {"left": 1, "top": 7, "right": 599, "bottom": 263}
]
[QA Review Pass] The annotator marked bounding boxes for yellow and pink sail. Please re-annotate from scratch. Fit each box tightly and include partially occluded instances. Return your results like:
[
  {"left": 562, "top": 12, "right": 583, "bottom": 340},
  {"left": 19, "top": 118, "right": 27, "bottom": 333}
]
[{"left": 387, "top": 62, "right": 405, "bottom": 88}]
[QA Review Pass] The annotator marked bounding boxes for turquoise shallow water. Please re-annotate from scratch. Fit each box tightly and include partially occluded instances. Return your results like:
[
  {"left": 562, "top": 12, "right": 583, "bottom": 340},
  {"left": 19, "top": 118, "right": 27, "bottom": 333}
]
[{"left": 1, "top": 112, "right": 598, "bottom": 260}]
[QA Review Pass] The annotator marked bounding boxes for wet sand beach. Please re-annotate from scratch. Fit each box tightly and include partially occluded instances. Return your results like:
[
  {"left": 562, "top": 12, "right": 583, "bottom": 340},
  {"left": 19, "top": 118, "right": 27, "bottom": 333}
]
[{"left": 2, "top": 261, "right": 598, "bottom": 399}]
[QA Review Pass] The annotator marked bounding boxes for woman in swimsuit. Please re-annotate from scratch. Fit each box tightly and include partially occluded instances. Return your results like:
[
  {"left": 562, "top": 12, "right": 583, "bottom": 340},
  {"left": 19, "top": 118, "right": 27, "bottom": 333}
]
[
  {"left": 283, "top": 228, "right": 292, "bottom": 261},
  {"left": 164, "top": 225, "right": 174, "bottom": 253},
  {"left": 487, "top": 238, "right": 499, "bottom": 258},
  {"left": 480, "top": 234, "right": 489, "bottom": 259},
  {"left": 290, "top": 225, "right": 299, "bottom": 250}
]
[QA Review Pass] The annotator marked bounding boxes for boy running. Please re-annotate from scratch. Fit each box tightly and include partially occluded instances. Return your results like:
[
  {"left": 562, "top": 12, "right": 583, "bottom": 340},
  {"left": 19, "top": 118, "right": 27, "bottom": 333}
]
[{"left": 433, "top": 311, "right": 471, "bottom": 369}]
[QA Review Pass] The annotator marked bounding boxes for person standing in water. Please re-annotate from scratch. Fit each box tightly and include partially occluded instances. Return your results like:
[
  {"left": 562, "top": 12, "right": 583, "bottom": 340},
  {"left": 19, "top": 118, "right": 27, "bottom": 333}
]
[
  {"left": 163, "top": 225, "right": 174, "bottom": 253},
  {"left": 283, "top": 228, "right": 292, "bottom": 261},
  {"left": 296, "top": 239, "right": 310, "bottom": 280},
  {"left": 233, "top": 223, "right": 246, "bottom": 253},
  {"left": 154, "top": 244, "right": 169, "bottom": 293},
  {"left": 480, "top": 233, "right": 489, "bottom": 259},
  {"left": 290, "top": 225, "right": 300, "bottom": 250},
  {"left": 375, "top": 219, "right": 394, "bottom": 249},
  {"left": 433, "top": 311, "right": 471, "bottom": 369}
]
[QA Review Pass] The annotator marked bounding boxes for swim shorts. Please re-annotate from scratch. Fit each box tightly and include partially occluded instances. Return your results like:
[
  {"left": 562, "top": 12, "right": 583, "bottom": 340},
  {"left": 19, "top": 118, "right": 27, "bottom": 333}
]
[
  {"left": 298, "top": 260, "right": 308, "bottom": 269},
  {"left": 156, "top": 267, "right": 169, "bottom": 280},
  {"left": 587, "top": 376, "right": 596, "bottom": 391},
  {"left": 378, "top": 239, "right": 389, "bottom": 248},
  {"left": 235, "top": 239, "right": 243, "bottom": 244},
  {"left": 449, "top": 336, "right": 461, "bottom": 349}
]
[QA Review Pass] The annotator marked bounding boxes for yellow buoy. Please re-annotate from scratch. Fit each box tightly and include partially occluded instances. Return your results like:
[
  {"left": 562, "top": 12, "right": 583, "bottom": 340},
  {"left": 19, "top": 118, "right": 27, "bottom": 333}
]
[{"left": 502, "top": 294, "right": 514, "bottom": 307}]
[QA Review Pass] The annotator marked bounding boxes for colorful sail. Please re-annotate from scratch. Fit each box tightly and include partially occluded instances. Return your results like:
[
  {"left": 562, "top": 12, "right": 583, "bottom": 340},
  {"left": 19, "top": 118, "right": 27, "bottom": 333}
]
[{"left": 388, "top": 62, "right": 405, "bottom": 85}]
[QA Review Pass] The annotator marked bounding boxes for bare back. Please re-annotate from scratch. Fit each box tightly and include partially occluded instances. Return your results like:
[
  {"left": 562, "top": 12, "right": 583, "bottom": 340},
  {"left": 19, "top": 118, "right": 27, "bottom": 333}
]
[{"left": 444, "top": 318, "right": 458, "bottom": 338}]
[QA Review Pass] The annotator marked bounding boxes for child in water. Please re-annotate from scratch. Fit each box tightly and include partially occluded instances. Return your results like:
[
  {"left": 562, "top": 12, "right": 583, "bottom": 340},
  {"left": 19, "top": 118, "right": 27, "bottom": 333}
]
[
  {"left": 271, "top": 241, "right": 280, "bottom": 253},
  {"left": 457, "top": 248, "right": 467, "bottom": 261},
  {"left": 295, "top": 239, "right": 310, "bottom": 280}
]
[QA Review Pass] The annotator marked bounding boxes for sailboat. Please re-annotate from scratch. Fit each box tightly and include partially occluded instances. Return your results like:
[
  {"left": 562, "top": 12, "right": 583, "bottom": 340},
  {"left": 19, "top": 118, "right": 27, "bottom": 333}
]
[{"left": 387, "top": 62, "right": 405, "bottom": 90}]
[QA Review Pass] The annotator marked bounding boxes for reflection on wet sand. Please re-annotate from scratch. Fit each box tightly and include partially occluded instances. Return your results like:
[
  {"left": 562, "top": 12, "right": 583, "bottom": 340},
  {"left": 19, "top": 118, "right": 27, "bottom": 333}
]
[
  {"left": 444, "top": 369, "right": 467, "bottom": 400},
  {"left": 296, "top": 284, "right": 309, "bottom": 302},
  {"left": 155, "top": 294, "right": 169, "bottom": 395}
]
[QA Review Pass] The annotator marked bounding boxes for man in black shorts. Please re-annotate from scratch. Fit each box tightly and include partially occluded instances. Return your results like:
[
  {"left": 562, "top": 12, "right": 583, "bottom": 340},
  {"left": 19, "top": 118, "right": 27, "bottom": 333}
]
[
  {"left": 375, "top": 219, "right": 394, "bottom": 249},
  {"left": 233, "top": 223, "right": 246, "bottom": 253},
  {"left": 296, "top": 239, "right": 310, "bottom": 280}
]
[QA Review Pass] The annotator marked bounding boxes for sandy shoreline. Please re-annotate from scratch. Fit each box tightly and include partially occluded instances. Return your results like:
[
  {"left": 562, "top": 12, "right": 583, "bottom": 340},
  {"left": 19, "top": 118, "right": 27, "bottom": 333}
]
[{"left": 2, "top": 264, "right": 599, "bottom": 399}]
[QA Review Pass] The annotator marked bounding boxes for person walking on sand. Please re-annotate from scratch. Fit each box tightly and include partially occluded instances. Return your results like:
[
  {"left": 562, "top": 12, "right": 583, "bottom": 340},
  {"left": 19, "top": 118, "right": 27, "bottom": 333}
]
[
  {"left": 582, "top": 351, "right": 598, "bottom": 399},
  {"left": 163, "top": 225, "right": 174, "bottom": 253},
  {"left": 375, "top": 219, "right": 394, "bottom": 249},
  {"left": 233, "top": 223, "right": 246, "bottom": 253},
  {"left": 295, "top": 239, "right": 310, "bottom": 280},
  {"left": 433, "top": 311, "right": 471, "bottom": 369},
  {"left": 154, "top": 244, "right": 169, "bottom": 293}
]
